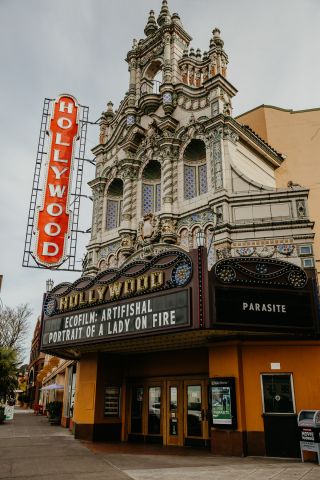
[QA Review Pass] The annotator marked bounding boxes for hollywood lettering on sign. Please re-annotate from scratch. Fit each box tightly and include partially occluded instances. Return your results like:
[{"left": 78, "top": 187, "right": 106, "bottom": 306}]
[{"left": 34, "top": 94, "right": 79, "bottom": 267}]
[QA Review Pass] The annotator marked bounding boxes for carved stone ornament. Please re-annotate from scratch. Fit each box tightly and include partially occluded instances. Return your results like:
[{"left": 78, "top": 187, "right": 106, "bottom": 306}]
[
  {"left": 276, "top": 244, "right": 295, "bottom": 256},
  {"left": 136, "top": 213, "right": 161, "bottom": 249},
  {"left": 119, "top": 232, "right": 136, "bottom": 257},
  {"left": 296, "top": 200, "right": 306, "bottom": 218},
  {"left": 216, "top": 246, "right": 232, "bottom": 260},
  {"left": 256, "top": 246, "right": 275, "bottom": 258},
  {"left": 161, "top": 217, "right": 177, "bottom": 244},
  {"left": 236, "top": 247, "right": 255, "bottom": 257}
]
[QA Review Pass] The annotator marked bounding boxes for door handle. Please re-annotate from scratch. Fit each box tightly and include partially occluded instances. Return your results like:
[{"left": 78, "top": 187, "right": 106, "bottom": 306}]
[{"left": 201, "top": 409, "right": 210, "bottom": 421}]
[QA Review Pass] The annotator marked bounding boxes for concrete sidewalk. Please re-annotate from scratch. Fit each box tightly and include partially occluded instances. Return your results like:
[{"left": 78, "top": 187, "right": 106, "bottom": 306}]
[{"left": 0, "top": 408, "right": 319, "bottom": 480}]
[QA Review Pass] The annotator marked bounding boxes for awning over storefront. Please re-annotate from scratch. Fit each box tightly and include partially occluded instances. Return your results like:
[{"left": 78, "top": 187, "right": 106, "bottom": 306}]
[{"left": 41, "top": 383, "right": 64, "bottom": 391}]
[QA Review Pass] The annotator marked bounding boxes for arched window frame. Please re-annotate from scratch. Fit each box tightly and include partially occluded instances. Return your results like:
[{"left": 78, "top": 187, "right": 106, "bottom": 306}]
[
  {"left": 141, "top": 60, "right": 163, "bottom": 95},
  {"left": 105, "top": 178, "right": 123, "bottom": 231},
  {"left": 183, "top": 139, "right": 208, "bottom": 200},
  {"left": 141, "top": 160, "right": 161, "bottom": 215}
]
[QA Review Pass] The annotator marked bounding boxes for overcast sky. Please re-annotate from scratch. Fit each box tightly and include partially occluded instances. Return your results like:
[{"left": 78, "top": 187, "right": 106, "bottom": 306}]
[{"left": 0, "top": 0, "right": 319, "bottom": 360}]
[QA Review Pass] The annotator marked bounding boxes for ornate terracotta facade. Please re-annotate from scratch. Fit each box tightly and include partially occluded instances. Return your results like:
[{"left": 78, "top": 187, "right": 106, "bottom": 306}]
[
  {"left": 41, "top": 2, "right": 320, "bottom": 458},
  {"left": 84, "top": 1, "right": 314, "bottom": 276}
]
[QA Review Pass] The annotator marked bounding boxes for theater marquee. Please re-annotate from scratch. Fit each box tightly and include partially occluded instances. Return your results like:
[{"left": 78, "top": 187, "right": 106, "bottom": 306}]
[
  {"left": 42, "top": 290, "right": 189, "bottom": 347},
  {"left": 209, "top": 257, "right": 318, "bottom": 332},
  {"left": 41, "top": 250, "right": 194, "bottom": 353}
]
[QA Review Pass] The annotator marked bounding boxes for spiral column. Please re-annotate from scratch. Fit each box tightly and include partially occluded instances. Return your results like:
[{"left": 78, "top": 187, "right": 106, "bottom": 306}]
[{"left": 162, "top": 152, "right": 173, "bottom": 214}]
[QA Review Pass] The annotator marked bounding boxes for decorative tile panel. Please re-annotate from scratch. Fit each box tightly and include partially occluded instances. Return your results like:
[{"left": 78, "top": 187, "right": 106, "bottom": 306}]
[
  {"left": 155, "top": 183, "right": 161, "bottom": 212},
  {"left": 98, "top": 241, "right": 121, "bottom": 260},
  {"left": 177, "top": 210, "right": 215, "bottom": 229},
  {"left": 126, "top": 115, "right": 135, "bottom": 126},
  {"left": 143, "top": 183, "right": 153, "bottom": 215},
  {"left": 163, "top": 92, "right": 172, "bottom": 104},
  {"left": 199, "top": 164, "right": 208, "bottom": 194},
  {"left": 213, "top": 142, "right": 223, "bottom": 189},
  {"left": 184, "top": 165, "right": 196, "bottom": 199},
  {"left": 106, "top": 200, "right": 119, "bottom": 230}
]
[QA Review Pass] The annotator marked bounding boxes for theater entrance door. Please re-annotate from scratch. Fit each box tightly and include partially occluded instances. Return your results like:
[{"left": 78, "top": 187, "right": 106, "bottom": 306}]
[{"left": 128, "top": 377, "right": 210, "bottom": 447}]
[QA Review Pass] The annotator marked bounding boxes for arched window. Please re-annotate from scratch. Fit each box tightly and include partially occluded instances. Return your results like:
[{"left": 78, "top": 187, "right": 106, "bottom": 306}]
[
  {"left": 184, "top": 140, "right": 207, "bottom": 199},
  {"left": 141, "top": 61, "right": 163, "bottom": 95},
  {"left": 142, "top": 160, "right": 161, "bottom": 215},
  {"left": 106, "top": 178, "right": 123, "bottom": 230},
  {"left": 153, "top": 70, "right": 162, "bottom": 94}
]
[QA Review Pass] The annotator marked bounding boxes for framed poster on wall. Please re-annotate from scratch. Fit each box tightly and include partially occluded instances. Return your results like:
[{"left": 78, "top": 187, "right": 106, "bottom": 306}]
[
  {"left": 210, "top": 377, "right": 237, "bottom": 429},
  {"left": 104, "top": 386, "right": 121, "bottom": 417}
]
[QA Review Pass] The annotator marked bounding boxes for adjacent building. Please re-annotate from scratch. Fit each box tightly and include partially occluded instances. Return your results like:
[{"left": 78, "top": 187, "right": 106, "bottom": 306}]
[
  {"left": 27, "top": 317, "right": 45, "bottom": 407},
  {"left": 40, "top": 1, "right": 320, "bottom": 458},
  {"left": 237, "top": 105, "right": 320, "bottom": 276}
]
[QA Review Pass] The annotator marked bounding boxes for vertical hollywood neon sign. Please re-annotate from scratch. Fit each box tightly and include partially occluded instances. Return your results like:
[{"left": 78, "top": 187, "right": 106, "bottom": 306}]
[{"left": 34, "top": 94, "right": 79, "bottom": 267}]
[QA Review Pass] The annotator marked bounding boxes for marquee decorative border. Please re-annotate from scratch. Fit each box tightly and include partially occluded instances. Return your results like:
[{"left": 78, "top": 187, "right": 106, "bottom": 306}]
[
  {"left": 214, "top": 257, "right": 307, "bottom": 289},
  {"left": 48, "top": 250, "right": 193, "bottom": 299}
]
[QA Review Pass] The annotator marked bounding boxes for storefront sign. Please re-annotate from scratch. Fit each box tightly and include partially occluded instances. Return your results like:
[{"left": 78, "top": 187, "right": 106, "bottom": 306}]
[
  {"left": 34, "top": 94, "right": 79, "bottom": 267},
  {"left": 215, "top": 287, "right": 313, "bottom": 329},
  {"left": 210, "top": 377, "right": 237, "bottom": 429},
  {"left": 42, "top": 290, "right": 190, "bottom": 347}
]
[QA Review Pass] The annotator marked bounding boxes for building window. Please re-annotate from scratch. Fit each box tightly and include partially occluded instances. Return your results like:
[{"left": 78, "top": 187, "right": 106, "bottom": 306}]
[
  {"left": 299, "top": 245, "right": 313, "bottom": 256},
  {"left": 261, "top": 374, "right": 295, "bottom": 414},
  {"left": 106, "top": 179, "right": 123, "bottom": 230},
  {"left": 184, "top": 139, "right": 207, "bottom": 199},
  {"left": 142, "top": 160, "right": 161, "bottom": 215},
  {"left": 302, "top": 258, "right": 314, "bottom": 268}
]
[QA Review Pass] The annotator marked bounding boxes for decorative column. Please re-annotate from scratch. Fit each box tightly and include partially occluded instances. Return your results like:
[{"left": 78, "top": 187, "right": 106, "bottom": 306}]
[
  {"left": 212, "top": 127, "right": 224, "bottom": 191},
  {"left": 163, "top": 32, "right": 172, "bottom": 83},
  {"left": 126, "top": 48, "right": 137, "bottom": 123},
  {"left": 161, "top": 31, "right": 174, "bottom": 115},
  {"left": 89, "top": 181, "right": 106, "bottom": 241},
  {"left": 162, "top": 150, "right": 173, "bottom": 213},
  {"left": 120, "top": 165, "right": 137, "bottom": 230},
  {"left": 129, "top": 58, "right": 137, "bottom": 94}
]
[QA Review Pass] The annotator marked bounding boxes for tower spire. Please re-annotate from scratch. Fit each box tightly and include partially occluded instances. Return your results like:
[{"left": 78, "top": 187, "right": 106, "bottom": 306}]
[
  {"left": 144, "top": 10, "right": 158, "bottom": 36},
  {"left": 157, "top": 0, "right": 171, "bottom": 26}
]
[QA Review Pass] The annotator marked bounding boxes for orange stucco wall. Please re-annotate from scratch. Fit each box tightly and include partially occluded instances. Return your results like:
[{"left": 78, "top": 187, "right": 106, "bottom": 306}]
[
  {"left": 237, "top": 106, "right": 320, "bottom": 275},
  {"left": 73, "top": 353, "right": 98, "bottom": 425},
  {"left": 209, "top": 341, "right": 320, "bottom": 433}
]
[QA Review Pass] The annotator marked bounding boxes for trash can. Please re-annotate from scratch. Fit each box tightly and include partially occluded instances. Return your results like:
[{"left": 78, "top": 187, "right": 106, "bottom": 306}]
[{"left": 297, "top": 410, "right": 320, "bottom": 464}]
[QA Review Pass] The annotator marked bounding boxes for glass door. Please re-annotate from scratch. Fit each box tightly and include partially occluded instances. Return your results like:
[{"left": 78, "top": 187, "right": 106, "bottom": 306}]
[
  {"left": 128, "top": 382, "right": 163, "bottom": 442},
  {"left": 166, "top": 380, "right": 183, "bottom": 446},
  {"left": 148, "top": 386, "right": 162, "bottom": 435},
  {"left": 130, "top": 386, "right": 144, "bottom": 434},
  {"left": 184, "top": 380, "right": 209, "bottom": 445}
]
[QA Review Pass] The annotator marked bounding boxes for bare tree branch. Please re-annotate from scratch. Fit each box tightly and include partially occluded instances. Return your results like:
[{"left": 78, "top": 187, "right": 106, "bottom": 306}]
[{"left": 0, "top": 304, "right": 32, "bottom": 359}]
